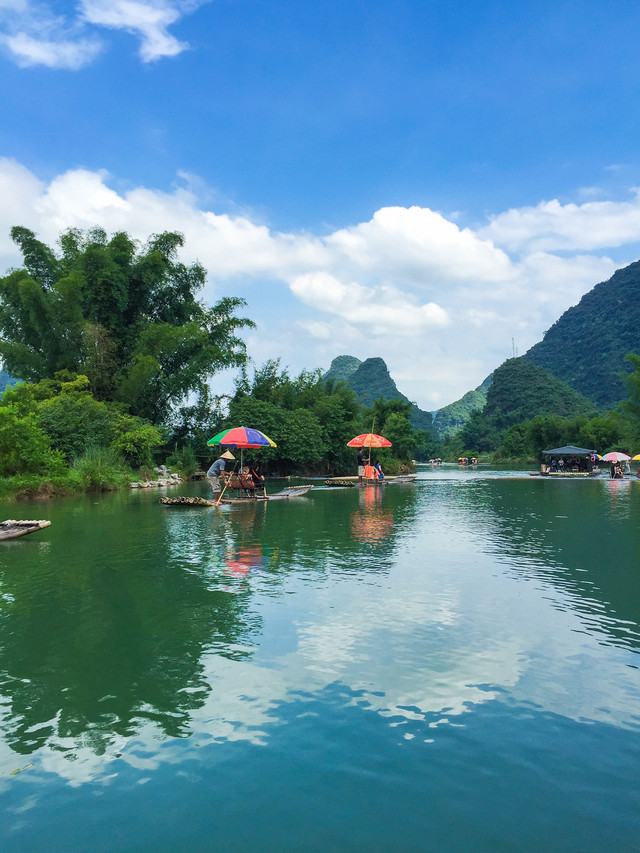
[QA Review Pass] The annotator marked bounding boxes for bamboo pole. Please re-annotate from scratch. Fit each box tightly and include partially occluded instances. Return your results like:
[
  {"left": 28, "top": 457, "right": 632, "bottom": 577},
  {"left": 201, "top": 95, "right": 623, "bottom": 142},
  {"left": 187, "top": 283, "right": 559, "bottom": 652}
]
[{"left": 215, "top": 461, "right": 238, "bottom": 506}]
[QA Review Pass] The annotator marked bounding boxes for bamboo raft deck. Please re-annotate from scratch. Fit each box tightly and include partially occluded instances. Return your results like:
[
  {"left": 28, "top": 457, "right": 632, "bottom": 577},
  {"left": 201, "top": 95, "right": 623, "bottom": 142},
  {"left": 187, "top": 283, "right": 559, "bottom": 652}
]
[
  {"left": 323, "top": 475, "right": 417, "bottom": 487},
  {"left": 160, "top": 485, "right": 314, "bottom": 507},
  {"left": 528, "top": 471, "right": 596, "bottom": 478},
  {"left": 0, "top": 520, "right": 51, "bottom": 541}
]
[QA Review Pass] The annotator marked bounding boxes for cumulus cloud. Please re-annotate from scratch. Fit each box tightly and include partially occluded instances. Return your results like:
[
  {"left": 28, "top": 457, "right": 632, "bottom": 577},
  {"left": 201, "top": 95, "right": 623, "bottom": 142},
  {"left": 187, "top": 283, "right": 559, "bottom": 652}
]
[
  {"left": 290, "top": 272, "right": 449, "bottom": 333},
  {"left": 327, "top": 206, "right": 514, "bottom": 286},
  {"left": 0, "top": 0, "right": 207, "bottom": 67},
  {"left": 480, "top": 191, "right": 640, "bottom": 253},
  {"left": 1, "top": 157, "right": 639, "bottom": 407}
]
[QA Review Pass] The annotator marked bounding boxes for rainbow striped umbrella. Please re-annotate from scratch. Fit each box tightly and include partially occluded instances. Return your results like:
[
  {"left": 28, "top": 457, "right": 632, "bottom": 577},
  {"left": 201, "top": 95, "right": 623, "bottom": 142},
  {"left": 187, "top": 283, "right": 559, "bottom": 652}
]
[
  {"left": 207, "top": 427, "right": 276, "bottom": 449},
  {"left": 207, "top": 426, "right": 276, "bottom": 470}
]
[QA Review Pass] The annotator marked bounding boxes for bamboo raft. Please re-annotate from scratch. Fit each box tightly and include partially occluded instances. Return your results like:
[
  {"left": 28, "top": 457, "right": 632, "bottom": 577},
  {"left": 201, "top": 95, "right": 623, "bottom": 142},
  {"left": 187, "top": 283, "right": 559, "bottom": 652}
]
[
  {"left": 324, "top": 475, "right": 417, "bottom": 487},
  {"left": 528, "top": 471, "right": 594, "bottom": 477},
  {"left": 160, "top": 485, "right": 314, "bottom": 507},
  {"left": 0, "top": 520, "right": 51, "bottom": 541}
]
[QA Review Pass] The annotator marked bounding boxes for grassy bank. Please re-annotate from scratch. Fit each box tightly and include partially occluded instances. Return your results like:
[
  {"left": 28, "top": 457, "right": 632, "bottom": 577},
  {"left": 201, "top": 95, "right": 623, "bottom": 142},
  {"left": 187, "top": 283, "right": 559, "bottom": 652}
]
[{"left": 0, "top": 447, "right": 132, "bottom": 501}]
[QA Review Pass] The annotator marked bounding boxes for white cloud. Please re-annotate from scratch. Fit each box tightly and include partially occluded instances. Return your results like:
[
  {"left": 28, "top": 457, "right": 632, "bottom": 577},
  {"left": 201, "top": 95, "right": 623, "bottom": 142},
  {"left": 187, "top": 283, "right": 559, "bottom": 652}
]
[
  {"left": 480, "top": 190, "right": 640, "bottom": 253},
  {"left": 80, "top": 1, "right": 189, "bottom": 62},
  {"left": 327, "top": 205, "right": 514, "bottom": 287},
  {"left": 289, "top": 271, "right": 449, "bottom": 333},
  {"left": 298, "top": 320, "right": 332, "bottom": 340},
  {"left": 0, "top": 0, "right": 207, "bottom": 67},
  {"left": 1, "top": 157, "right": 639, "bottom": 407},
  {"left": 2, "top": 30, "right": 101, "bottom": 68}
]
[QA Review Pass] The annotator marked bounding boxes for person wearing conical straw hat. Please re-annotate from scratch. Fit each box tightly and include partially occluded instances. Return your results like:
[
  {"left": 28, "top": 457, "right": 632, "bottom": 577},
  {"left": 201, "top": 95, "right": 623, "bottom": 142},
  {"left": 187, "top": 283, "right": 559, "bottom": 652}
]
[{"left": 207, "top": 450, "right": 235, "bottom": 495}]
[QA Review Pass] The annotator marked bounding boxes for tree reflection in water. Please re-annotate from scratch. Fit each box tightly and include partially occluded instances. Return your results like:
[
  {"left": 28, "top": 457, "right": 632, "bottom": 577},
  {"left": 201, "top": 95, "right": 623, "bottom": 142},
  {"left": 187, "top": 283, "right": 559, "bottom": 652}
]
[
  {"left": 0, "top": 501, "right": 262, "bottom": 759},
  {"left": 0, "top": 484, "right": 420, "bottom": 769}
]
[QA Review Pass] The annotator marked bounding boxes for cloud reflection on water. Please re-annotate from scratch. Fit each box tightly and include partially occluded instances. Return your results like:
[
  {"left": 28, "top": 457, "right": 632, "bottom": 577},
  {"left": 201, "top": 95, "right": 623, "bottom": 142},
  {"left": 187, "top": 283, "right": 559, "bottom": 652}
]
[{"left": 0, "top": 475, "right": 639, "bottom": 792}]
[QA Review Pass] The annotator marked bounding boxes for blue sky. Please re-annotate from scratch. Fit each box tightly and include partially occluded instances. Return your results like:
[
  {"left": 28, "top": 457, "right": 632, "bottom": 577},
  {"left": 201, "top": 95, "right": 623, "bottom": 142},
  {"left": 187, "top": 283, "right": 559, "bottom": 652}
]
[{"left": 1, "top": 0, "right": 640, "bottom": 408}]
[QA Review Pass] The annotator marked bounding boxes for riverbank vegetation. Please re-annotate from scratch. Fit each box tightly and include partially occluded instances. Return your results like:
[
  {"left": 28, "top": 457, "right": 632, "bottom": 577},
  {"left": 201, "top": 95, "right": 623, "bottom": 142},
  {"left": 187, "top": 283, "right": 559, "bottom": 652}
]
[
  {"left": 442, "top": 355, "right": 640, "bottom": 462},
  {"left": 2, "top": 225, "right": 640, "bottom": 499},
  {"left": 0, "top": 227, "right": 429, "bottom": 498}
]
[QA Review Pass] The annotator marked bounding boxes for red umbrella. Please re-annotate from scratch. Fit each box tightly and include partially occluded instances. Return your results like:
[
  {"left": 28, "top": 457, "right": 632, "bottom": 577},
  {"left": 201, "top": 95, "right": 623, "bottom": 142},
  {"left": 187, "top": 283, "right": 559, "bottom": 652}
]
[
  {"left": 347, "top": 433, "right": 392, "bottom": 466},
  {"left": 346, "top": 433, "right": 392, "bottom": 448}
]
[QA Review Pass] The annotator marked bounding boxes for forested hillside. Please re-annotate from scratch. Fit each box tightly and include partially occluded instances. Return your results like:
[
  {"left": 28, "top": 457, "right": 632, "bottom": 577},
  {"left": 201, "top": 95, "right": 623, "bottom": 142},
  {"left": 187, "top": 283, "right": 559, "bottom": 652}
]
[
  {"left": 324, "top": 356, "right": 433, "bottom": 431},
  {"left": 456, "top": 357, "right": 600, "bottom": 452},
  {"left": 484, "top": 358, "right": 598, "bottom": 428},
  {"left": 432, "top": 374, "right": 492, "bottom": 438},
  {"left": 525, "top": 260, "right": 640, "bottom": 408}
]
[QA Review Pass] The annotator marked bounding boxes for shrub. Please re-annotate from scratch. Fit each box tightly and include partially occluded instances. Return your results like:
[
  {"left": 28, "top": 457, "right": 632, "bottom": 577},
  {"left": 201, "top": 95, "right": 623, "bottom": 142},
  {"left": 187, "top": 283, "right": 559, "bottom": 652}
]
[
  {"left": 166, "top": 446, "right": 198, "bottom": 479},
  {"left": 38, "top": 391, "right": 112, "bottom": 460},
  {"left": 110, "top": 415, "right": 164, "bottom": 467},
  {"left": 0, "top": 405, "right": 66, "bottom": 476},
  {"left": 72, "top": 446, "right": 130, "bottom": 491}
]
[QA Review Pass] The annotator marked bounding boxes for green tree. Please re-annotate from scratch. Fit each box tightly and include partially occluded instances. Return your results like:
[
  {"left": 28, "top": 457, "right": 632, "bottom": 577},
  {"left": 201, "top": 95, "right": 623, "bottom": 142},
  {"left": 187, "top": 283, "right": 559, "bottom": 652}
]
[
  {"left": 576, "top": 413, "right": 629, "bottom": 453},
  {"left": 227, "top": 362, "right": 364, "bottom": 474},
  {"left": 111, "top": 415, "right": 164, "bottom": 468},
  {"left": 500, "top": 423, "right": 529, "bottom": 458},
  {"left": 37, "top": 382, "right": 112, "bottom": 461},
  {"left": 224, "top": 395, "right": 325, "bottom": 474},
  {"left": 458, "top": 409, "right": 500, "bottom": 452},
  {"left": 0, "top": 405, "right": 64, "bottom": 477},
  {"left": 524, "top": 415, "right": 569, "bottom": 457},
  {"left": 381, "top": 412, "right": 416, "bottom": 460},
  {"left": 0, "top": 227, "right": 254, "bottom": 423}
]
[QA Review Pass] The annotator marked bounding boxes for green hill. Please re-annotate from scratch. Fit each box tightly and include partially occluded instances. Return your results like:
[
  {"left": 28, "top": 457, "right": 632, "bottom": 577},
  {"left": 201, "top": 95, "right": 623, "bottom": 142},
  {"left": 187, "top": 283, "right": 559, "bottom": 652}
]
[
  {"left": 484, "top": 357, "right": 599, "bottom": 429},
  {"left": 324, "top": 355, "right": 362, "bottom": 384},
  {"left": 324, "top": 355, "right": 433, "bottom": 432},
  {"left": 432, "top": 374, "right": 492, "bottom": 438},
  {"left": 525, "top": 260, "right": 640, "bottom": 409},
  {"left": 348, "top": 357, "right": 407, "bottom": 406}
]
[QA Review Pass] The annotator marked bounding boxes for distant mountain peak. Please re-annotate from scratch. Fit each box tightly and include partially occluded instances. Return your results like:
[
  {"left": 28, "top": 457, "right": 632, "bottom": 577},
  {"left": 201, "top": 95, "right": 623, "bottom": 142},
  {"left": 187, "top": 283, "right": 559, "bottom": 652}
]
[
  {"left": 323, "top": 354, "right": 433, "bottom": 432},
  {"left": 324, "top": 355, "right": 362, "bottom": 384}
]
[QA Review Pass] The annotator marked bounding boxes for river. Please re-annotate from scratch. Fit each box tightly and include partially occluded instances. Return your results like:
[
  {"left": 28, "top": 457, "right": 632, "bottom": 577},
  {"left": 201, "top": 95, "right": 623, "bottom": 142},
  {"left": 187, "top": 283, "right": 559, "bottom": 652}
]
[{"left": 1, "top": 466, "right": 639, "bottom": 851}]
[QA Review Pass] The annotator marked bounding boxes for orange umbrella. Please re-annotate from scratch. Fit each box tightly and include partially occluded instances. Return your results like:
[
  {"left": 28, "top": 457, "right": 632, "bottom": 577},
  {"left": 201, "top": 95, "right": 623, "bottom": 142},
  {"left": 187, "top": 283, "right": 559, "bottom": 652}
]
[{"left": 346, "top": 433, "right": 392, "bottom": 448}]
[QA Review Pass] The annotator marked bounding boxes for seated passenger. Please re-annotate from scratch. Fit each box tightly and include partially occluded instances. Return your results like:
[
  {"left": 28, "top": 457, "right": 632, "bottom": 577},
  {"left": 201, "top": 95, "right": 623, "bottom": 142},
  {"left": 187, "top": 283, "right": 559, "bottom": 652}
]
[{"left": 250, "top": 463, "right": 267, "bottom": 498}]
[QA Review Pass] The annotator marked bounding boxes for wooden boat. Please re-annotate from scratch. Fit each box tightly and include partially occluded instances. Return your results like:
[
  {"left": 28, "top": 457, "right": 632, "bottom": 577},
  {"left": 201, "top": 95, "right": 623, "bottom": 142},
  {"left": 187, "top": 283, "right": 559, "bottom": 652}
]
[
  {"left": 0, "top": 519, "right": 51, "bottom": 541},
  {"left": 160, "top": 485, "right": 314, "bottom": 507}
]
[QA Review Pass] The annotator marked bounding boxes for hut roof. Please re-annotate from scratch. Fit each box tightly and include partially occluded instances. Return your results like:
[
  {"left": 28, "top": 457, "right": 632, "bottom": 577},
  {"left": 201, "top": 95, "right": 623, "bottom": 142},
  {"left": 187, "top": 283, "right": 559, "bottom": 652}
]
[{"left": 542, "top": 445, "right": 596, "bottom": 456}]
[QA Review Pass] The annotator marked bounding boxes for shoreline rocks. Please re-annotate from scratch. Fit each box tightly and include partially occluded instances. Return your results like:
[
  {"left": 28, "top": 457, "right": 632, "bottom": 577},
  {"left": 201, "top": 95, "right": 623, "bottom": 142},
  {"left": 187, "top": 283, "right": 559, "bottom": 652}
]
[{"left": 130, "top": 466, "right": 183, "bottom": 489}]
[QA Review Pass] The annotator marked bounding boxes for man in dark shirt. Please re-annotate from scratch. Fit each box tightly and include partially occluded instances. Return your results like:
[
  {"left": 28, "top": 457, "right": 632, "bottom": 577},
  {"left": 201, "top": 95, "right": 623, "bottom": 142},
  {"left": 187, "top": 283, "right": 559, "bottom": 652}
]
[{"left": 207, "top": 450, "right": 235, "bottom": 493}]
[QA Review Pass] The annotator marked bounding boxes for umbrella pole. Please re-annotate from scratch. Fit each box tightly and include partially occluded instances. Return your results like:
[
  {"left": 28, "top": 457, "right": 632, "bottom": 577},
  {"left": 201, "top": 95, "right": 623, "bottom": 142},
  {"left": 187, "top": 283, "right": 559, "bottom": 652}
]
[{"left": 369, "top": 417, "right": 375, "bottom": 466}]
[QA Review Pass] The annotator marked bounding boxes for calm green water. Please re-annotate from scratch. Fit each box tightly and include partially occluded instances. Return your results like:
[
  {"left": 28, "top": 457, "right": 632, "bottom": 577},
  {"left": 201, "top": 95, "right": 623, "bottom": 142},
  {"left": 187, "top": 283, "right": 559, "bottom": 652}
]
[{"left": 1, "top": 467, "right": 639, "bottom": 852}]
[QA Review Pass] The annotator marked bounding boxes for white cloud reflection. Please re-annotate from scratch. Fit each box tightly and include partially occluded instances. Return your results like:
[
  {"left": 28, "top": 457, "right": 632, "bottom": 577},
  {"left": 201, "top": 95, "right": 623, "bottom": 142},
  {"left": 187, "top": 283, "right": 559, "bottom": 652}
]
[{"left": 1, "top": 504, "right": 638, "bottom": 792}]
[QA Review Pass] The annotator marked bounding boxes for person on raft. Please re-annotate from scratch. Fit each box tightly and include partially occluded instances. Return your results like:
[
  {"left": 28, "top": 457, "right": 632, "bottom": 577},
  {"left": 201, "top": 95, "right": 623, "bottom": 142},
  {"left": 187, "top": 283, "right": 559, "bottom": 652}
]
[{"left": 207, "top": 450, "right": 235, "bottom": 494}]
